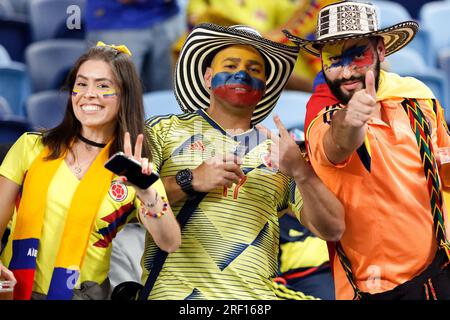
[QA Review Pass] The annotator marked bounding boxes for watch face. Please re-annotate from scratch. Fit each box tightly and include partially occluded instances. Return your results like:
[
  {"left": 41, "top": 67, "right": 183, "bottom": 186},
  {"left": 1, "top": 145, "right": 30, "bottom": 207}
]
[{"left": 177, "top": 169, "right": 192, "bottom": 184}]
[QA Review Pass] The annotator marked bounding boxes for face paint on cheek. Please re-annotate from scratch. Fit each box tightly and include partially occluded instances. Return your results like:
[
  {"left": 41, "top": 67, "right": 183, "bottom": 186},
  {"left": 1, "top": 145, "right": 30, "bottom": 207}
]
[
  {"left": 101, "top": 89, "right": 117, "bottom": 98},
  {"left": 322, "top": 42, "right": 345, "bottom": 70},
  {"left": 72, "top": 88, "right": 80, "bottom": 96},
  {"left": 351, "top": 46, "right": 374, "bottom": 68},
  {"left": 323, "top": 43, "right": 374, "bottom": 70},
  {"left": 211, "top": 71, "right": 265, "bottom": 106}
]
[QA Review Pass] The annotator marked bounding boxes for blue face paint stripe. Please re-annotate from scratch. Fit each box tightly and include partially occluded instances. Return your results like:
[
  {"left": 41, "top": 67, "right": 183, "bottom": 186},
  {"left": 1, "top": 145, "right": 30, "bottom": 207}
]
[
  {"left": 330, "top": 45, "right": 367, "bottom": 69},
  {"left": 211, "top": 71, "right": 265, "bottom": 91}
]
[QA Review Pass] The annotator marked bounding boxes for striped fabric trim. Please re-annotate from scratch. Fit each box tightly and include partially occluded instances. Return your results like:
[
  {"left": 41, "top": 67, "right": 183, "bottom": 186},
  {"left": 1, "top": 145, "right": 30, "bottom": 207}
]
[
  {"left": 174, "top": 23, "right": 299, "bottom": 125},
  {"left": 305, "top": 104, "right": 342, "bottom": 154},
  {"left": 401, "top": 98, "right": 450, "bottom": 259}
]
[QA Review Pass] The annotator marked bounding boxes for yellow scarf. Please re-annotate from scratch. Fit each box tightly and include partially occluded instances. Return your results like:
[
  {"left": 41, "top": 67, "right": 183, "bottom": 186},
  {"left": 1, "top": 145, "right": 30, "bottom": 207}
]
[
  {"left": 10, "top": 141, "right": 114, "bottom": 300},
  {"left": 377, "top": 70, "right": 435, "bottom": 101}
]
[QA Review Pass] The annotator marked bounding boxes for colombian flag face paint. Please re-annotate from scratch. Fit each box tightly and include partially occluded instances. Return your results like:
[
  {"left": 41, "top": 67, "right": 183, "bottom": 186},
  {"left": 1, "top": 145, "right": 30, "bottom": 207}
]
[
  {"left": 322, "top": 40, "right": 374, "bottom": 72},
  {"left": 72, "top": 87, "right": 80, "bottom": 96},
  {"left": 100, "top": 89, "right": 117, "bottom": 98},
  {"left": 72, "top": 86, "right": 117, "bottom": 98},
  {"left": 210, "top": 45, "right": 266, "bottom": 107},
  {"left": 211, "top": 71, "right": 265, "bottom": 107}
]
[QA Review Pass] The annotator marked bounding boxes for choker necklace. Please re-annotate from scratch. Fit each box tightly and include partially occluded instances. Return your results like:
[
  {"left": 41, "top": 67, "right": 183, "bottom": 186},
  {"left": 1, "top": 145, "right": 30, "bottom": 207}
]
[{"left": 77, "top": 133, "right": 107, "bottom": 148}]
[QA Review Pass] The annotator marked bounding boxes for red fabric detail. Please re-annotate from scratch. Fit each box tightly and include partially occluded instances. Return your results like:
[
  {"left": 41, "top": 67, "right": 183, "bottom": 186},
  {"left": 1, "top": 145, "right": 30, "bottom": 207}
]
[
  {"left": 12, "top": 269, "right": 35, "bottom": 300},
  {"left": 101, "top": 203, "right": 133, "bottom": 224},
  {"left": 282, "top": 267, "right": 319, "bottom": 280},
  {"left": 273, "top": 277, "right": 287, "bottom": 285},
  {"left": 327, "top": 242, "right": 337, "bottom": 279},
  {"left": 305, "top": 82, "right": 339, "bottom": 133}
]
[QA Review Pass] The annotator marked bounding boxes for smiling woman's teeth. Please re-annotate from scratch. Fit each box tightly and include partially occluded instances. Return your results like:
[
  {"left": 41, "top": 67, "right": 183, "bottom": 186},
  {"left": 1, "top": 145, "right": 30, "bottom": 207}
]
[{"left": 82, "top": 105, "right": 102, "bottom": 111}]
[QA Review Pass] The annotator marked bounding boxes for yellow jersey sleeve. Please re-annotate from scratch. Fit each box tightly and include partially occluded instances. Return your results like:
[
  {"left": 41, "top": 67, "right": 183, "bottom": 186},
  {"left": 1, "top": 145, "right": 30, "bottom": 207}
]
[
  {"left": 277, "top": 178, "right": 303, "bottom": 220},
  {"left": 145, "top": 116, "right": 173, "bottom": 173},
  {"left": 0, "top": 133, "right": 43, "bottom": 185}
]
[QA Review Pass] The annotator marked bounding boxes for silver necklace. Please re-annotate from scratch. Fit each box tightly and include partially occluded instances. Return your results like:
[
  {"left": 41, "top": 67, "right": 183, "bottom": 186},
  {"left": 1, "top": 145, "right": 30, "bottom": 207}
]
[{"left": 71, "top": 145, "right": 98, "bottom": 178}]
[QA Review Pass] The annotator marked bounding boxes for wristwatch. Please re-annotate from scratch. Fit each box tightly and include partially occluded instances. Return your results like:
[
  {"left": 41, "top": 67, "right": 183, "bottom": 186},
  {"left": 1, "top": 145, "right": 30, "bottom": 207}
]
[{"left": 175, "top": 168, "right": 196, "bottom": 198}]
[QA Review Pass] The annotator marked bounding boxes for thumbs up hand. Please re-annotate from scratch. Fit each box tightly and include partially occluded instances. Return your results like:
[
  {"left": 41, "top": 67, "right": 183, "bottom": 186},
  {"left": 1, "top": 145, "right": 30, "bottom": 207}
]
[{"left": 343, "top": 70, "right": 377, "bottom": 127}]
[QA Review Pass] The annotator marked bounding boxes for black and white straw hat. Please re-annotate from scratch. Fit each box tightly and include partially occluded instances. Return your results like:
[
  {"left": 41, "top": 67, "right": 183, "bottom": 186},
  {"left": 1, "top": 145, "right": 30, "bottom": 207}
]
[
  {"left": 283, "top": 1, "right": 418, "bottom": 57},
  {"left": 174, "top": 23, "right": 300, "bottom": 125}
]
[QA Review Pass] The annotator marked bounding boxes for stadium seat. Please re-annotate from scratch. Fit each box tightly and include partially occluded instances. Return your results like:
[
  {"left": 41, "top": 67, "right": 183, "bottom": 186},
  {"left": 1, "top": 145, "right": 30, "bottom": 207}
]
[
  {"left": 385, "top": 48, "right": 427, "bottom": 74},
  {"left": 0, "top": 115, "right": 33, "bottom": 144},
  {"left": 0, "top": 96, "right": 12, "bottom": 116},
  {"left": 412, "top": 71, "right": 450, "bottom": 121},
  {"left": 408, "top": 29, "right": 434, "bottom": 67},
  {"left": 0, "top": 16, "right": 31, "bottom": 62},
  {"left": 0, "top": 44, "right": 11, "bottom": 65},
  {"left": 371, "top": 1, "right": 433, "bottom": 66},
  {"left": 26, "top": 90, "right": 68, "bottom": 130},
  {"left": 371, "top": 0, "right": 412, "bottom": 28},
  {"left": 420, "top": 1, "right": 450, "bottom": 66},
  {"left": 439, "top": 47, "right": 450, "bottom": 96},
  {"left": 29, "top": 0, "right": 86, "bottom": 41},
  {"left": 0, "top": 1, "right": 15, "bottom": 18},
  {"left": 0, "top": 64, "right": 31, "bottom": 117},
  {"left": 25, "top": 39, "right": 87, "bottom": 92},
  {"left": 259, "top": 90, "right": 310, "bottom": 131},
  {"left": 143, "top": 90, "right": 181, "bottom": 119}
]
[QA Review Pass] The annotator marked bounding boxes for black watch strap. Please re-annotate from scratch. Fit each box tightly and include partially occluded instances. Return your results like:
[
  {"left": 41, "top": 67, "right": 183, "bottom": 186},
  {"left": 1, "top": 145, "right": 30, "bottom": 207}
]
[{"left": 175, "top": 168, "right": 196, "bottom": 198}]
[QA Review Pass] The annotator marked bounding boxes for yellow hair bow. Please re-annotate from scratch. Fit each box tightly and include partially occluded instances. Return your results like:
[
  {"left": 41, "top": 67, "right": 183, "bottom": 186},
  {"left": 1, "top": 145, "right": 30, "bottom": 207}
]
[{"left": 96, "top": 41, "right": 132, "bottom": 56}]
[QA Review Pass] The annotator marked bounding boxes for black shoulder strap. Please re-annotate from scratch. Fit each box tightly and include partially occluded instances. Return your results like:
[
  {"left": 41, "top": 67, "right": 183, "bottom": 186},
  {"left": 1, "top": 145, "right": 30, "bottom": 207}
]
[{"left": 137, "top": 193, "right": 206, "bottom": 300}]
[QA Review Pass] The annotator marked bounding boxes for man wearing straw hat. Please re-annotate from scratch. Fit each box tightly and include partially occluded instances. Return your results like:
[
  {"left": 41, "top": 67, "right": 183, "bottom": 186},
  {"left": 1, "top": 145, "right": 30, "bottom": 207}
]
[
  {"left": 139, "top": 23, "right": 344, "bottom": 300},
  {"left": 283, "top": 1, "right": 450, "bottom": 299}
]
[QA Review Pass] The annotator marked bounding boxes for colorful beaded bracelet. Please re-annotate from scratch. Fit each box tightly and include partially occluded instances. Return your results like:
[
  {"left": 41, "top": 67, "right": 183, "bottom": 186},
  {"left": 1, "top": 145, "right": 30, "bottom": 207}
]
[{"left": 141, "top": 195, "right": 169, "bottom": 219}]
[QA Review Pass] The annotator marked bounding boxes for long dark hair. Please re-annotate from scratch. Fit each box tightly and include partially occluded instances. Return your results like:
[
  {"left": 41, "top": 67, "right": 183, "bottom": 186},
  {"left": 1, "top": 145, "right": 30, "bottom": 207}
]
[{"left": 42, "top": 45, "right": 151, "bottom": 160}]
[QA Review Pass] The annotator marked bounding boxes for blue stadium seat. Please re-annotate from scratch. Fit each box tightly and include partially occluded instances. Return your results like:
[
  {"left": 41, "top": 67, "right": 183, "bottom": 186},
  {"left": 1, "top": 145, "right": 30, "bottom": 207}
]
[
  {"left": 408, "top": 29, "right": 434, "bottom": 66},
  {"left": 29, "top": 0, "right": 86, "bottom": 41},
  {"left": 385, "top": 48, "right": 427, "bottom": 74},
  {"left": 0, "top": 115, "right": 33, "bottom": 144},
  {"left": 143, "top": 90, "right": 181, "bottom": 119},
  {"left": 439, "top": 47, "right": 450, "bottom": 87},
  {"left": 0, "top": 16, "right": 31, "bottom": 62},
  {"left": 26, "top": 90, "right": 68, "bottom": 130},
  {"left": 0, "top": 44, "right": 11, "bottom": 65},
  {"left": 371, "top": 1, "right": 433, "bottom": 66},
  {"left": 420, "top": 1, "right": 450, "bottom": 66},
  {"left": 0, "top": 96, "right": 12, "bottom": 116},
  {"left": 0, "top": 64, "right": 31, "bottom": 117},
  {"left": 412, "top": 71, "right": 450, "bottom": 121},
  {"left": 0, "top": 1, "right": 15, "bottom": 17},
  {"left": 372, "top": 0, "right": 412, "bottom": 27},
  {"left": 259, "top": 90, "right": 310, "bottom": 131},
  {"left": 25, "top": 39, "right": 87, "bottom": 92},
  {"left": 438, "top": 47, "right": 450, "bottom": 112}
]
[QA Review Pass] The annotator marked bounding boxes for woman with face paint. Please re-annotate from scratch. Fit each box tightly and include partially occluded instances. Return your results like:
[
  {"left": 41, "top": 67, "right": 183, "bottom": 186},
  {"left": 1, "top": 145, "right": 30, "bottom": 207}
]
[{"left": 0, "top": 43, "right": 181, "bottom": 300}]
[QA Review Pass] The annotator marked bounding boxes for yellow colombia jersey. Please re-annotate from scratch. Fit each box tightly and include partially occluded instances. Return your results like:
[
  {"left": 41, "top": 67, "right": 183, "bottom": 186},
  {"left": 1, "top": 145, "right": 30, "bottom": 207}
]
[
  {"left": 0, "top": 133, "right": 166, "bottom": 296},
  {"left": 143, "top": 110, "right": 303, "bottom": 300}
]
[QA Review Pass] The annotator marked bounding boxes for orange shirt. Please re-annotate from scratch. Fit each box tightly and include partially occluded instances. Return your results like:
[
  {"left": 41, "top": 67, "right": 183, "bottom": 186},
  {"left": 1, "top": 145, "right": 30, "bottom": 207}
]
[{"left": 307, "top": 97, "right": 450, "bottom": 299}]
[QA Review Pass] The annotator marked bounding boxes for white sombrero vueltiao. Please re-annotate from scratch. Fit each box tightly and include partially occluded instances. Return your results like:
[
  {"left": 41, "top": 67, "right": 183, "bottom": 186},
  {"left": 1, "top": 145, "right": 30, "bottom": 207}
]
[
  {"left": 282, "top": 0, "right": 418, "bottom": 57},
  {"left": 174, "top": 23, "right": 300, "bottom": 125}
]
